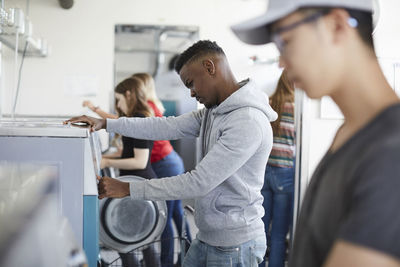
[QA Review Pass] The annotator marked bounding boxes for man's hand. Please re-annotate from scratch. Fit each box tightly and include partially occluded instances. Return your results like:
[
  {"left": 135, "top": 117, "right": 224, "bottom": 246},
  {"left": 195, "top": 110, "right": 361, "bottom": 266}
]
[
  {"left": 63, "top": 115, "right": 106, "bottom": 132},
  {"left": 97, "top": 175, "right": 130, "bottom": 199}
]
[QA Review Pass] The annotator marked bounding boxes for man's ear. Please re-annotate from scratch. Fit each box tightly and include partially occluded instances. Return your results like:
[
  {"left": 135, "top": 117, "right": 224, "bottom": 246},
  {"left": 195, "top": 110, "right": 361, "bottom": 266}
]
[
  {"left": 325, "top": 8, "right": 354, "bottom": 45},
  {"left": 202, "top": 59, "right": 216, "bottom": 76}
]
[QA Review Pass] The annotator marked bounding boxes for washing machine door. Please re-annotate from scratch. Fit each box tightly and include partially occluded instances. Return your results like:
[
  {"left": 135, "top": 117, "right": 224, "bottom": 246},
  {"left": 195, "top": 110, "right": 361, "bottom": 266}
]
[{"left": 99, "top": 175, "right": 167, "bottom": 253}]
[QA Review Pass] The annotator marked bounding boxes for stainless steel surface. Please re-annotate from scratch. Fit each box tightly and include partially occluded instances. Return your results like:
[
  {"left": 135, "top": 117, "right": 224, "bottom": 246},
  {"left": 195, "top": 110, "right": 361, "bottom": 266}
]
[
  {"left": 0, "top": 163, "right": 57, "bottom": 245},
  {"left": 0, "top": 162, "right": 87, "bottom": 267},
  {"left": 0, "top": 118, "right": 101, "bottom": 247},
  {"left": 292, "top": 89, "right": 311, "bottom": 238},
  {"left": 0, "top": 119, "right": 89, "bottom": 137}
]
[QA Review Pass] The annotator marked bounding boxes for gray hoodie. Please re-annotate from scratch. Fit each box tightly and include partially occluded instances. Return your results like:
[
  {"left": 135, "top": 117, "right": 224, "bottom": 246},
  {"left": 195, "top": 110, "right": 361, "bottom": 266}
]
[{"left": 106, "top": 79, "right": 277, "bottom": 246}]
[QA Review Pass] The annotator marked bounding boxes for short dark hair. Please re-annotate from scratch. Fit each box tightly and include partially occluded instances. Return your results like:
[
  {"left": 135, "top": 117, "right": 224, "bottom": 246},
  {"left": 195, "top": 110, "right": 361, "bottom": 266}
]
[
  {"left": 347, "top": 9, "right": 374, "bottom": 49},
  {"left": 174, "top": 40, "right": 225, "bottom": 73},
  {"left": 169, "top": 55, "right": 179, "bottom": 71},
  {"left": 300, "top": 7, "right": 374, "bottom": 49}
]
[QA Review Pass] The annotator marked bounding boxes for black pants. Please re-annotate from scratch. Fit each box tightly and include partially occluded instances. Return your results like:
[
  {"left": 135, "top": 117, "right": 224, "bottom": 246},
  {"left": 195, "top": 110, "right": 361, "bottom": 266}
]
[{"left": 119, "top": 243, "right": 161, "bottom": 267}]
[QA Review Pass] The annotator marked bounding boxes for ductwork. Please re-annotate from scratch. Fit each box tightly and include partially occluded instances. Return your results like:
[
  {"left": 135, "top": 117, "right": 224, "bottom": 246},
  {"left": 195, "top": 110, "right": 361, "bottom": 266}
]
[{"left": 58, "top": 0, "right": 73, "bottom": 9}]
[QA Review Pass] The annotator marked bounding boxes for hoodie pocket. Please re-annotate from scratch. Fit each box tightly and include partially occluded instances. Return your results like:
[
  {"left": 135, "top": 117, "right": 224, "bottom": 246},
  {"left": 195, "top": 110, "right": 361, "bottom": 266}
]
[
  {"left": 215, "top": 193, "right": 247, "bottom": 230},
  {"left": 196, "top": 189, "right": 248, "bottom": 232},
  {"left": 196, "top": 191, "right": 228, "bottom": 232}
]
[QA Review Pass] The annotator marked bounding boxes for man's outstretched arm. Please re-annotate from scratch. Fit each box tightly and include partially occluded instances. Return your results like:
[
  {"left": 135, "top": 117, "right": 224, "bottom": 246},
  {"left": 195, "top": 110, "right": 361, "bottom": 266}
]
[{"left": 106, "top": 110, "right": 203, "bottom": 141}]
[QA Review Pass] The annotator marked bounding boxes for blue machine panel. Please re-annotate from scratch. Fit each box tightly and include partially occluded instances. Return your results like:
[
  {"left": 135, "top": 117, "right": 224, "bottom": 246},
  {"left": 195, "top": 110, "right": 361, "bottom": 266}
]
[{"left": 84, "top": 195, "right": 99, "bottom": 267}]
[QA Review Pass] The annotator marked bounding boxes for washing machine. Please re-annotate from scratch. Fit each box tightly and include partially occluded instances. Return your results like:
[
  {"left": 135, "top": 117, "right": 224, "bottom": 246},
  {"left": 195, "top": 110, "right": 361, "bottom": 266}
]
[
  {"left": 0, "top": 118, "right": 102, "bottom": 267},
  {"left": 0, "top": 162, "right": 87, "bottom": 267},
  {"left": 99, "top": 175, "right": 167, "bottom": 254}
]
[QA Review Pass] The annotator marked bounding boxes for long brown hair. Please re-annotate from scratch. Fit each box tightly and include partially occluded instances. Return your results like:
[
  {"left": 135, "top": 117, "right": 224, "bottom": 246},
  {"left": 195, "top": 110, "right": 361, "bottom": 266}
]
[
  {"left": 132, "top": 73, "right": 165, "bottom": 114},
  {"left": 114, "top": 77, "right": 152, "bottom": 117},
  {"left": 270, "top": 70, "right": 295, "bottom": 136}
]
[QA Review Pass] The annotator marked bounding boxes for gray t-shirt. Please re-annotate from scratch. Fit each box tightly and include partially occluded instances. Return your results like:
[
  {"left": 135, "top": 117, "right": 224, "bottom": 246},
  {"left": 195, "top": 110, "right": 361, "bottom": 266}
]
[{"left": 289, "top": 103, "right": 400, "bottom": 267}]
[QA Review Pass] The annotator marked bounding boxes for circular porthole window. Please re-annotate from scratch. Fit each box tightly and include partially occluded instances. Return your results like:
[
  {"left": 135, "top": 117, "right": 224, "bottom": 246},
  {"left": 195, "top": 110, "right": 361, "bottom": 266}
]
[{"left": 99, "top": 175, "right": 167, "bottom": 253}]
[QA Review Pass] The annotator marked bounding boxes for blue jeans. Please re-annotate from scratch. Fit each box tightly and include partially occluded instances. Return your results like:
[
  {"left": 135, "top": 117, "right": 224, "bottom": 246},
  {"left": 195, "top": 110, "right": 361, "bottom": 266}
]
[
  {"left": 259, "top": 165, "right": 294, "bottom": 267},
  {"left": 183, "top": 236, "right": 266, "bottom": 267},
  {"left": 152, "top": 150, "right": 192, "bottom": 267}
]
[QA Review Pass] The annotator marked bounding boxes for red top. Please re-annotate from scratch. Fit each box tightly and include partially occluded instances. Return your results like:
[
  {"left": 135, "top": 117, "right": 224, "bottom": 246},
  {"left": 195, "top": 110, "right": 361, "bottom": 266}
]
[{"left": 147, "top": 101, "right": 173, "bottom": 163}]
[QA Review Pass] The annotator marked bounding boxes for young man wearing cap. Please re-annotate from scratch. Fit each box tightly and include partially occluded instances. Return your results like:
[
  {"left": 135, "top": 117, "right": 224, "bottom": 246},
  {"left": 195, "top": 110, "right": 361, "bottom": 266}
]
[
  {"left": 66, "top": 40, "right": 278, "bottom": 266},
  {"left": 232, "top": 1, "right": 400, "bottom": 267}
]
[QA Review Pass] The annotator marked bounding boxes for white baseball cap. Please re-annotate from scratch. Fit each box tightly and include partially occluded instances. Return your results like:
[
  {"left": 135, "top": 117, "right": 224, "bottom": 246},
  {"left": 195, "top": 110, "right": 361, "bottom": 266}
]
[{"left": 231, "top": 0, "right": 373, "bottom": 45}]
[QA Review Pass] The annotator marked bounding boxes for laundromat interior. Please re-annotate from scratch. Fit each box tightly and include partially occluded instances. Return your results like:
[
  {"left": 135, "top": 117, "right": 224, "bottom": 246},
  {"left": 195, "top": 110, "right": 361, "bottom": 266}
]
[{"left": 0, "top": 0, "right": 400, "bottom": 267}]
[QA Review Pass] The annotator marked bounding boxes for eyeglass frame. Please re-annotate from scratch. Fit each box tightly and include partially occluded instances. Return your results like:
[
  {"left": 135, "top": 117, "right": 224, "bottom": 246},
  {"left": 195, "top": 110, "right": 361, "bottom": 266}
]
[{"left": 271, "top": 10, "right": 331, "bottom": 55}]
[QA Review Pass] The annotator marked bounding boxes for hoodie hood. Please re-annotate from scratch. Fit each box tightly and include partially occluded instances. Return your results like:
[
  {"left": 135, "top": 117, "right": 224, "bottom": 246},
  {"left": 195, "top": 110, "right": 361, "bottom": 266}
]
[{"left": 214, "top": 78, "right": 278, "bottom": 122}]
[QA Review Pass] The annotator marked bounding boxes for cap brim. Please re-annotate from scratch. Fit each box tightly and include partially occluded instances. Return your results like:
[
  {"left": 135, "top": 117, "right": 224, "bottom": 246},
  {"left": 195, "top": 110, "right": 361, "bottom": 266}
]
[{"left": 231, "top": 8, "right": 296, "bottom": 45}]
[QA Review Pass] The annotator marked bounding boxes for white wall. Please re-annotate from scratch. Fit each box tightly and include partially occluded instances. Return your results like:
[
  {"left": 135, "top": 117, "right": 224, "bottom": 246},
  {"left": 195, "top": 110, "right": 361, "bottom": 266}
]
[{"left": 1, "top": 0, "right": 279, "bottom": 116}]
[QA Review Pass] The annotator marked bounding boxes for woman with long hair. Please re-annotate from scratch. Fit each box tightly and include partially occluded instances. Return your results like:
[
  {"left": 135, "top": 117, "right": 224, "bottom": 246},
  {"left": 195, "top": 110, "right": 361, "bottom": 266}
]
[
  {"left": 259, "top": 70, "right": 295, "bottom": 267},
  {"left": 100, "top": 77, "right": 160, "bottom": 267},
  {"left": 83, "top": 73, "right": 192, "bottom": 266},
  {"left": 132, "top": 72, "right": 192, "bottom": 267},
  {"left": 132, "top": 72, "right": 165, "bottom": 114}
]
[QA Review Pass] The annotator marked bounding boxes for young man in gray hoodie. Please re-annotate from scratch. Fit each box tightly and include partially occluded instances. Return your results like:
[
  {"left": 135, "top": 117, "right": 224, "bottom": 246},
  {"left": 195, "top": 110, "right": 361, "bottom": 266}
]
[{"left": 66, "top": 40, "right": 277, "bottom": 266}]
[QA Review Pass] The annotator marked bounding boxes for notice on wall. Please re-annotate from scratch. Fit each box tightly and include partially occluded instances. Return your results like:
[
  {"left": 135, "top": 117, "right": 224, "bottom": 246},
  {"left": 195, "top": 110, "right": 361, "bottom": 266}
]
[{"left": 63, "top": 74, "right": 99, "bottom": 97}]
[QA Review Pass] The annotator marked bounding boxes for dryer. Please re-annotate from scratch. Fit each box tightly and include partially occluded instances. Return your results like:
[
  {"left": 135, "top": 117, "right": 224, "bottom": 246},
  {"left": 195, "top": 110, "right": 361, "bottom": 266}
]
[
  {"left": 0, "top": 118, "right": 101, "bottom": 267},
  {"left": 99, "top": 175, "right": 167, "bottom": 253}
]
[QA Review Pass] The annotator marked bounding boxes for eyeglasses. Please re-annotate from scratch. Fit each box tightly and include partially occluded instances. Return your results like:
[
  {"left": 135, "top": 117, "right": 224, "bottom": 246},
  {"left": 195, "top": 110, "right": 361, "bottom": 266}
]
[
  {"left": 272, "top": 11, "right": 329, "bottom": 54},
  {"left": 272, "top": 11, "right": 359, "bottom": 55}
]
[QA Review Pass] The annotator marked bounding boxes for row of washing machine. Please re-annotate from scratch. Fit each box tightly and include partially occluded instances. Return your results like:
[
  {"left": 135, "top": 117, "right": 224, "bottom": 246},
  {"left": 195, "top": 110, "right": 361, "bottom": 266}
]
[{"left": 0, "top": 118, "right": 168, "bottom": 267}]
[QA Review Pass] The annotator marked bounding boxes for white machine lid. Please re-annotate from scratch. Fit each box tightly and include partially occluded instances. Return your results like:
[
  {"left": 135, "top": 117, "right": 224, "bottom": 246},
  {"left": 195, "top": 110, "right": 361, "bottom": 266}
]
[{"left": 0, "top": 119, "right": 89, "bottom": 137}]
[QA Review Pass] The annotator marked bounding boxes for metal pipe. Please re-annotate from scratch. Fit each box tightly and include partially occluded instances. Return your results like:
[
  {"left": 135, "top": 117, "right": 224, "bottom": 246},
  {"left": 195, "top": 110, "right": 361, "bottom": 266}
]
[
  {"left": 0, "top": 43, "right": 3, "bottom": 120},
  {"left": 12, "top": 41, "right": 27, "bottom": 118},
  {"left": 0, "top": 0, "right": 3, "bottom": 119},
  {"left": 11, "top": 29, "right": 18, "bottom": 119},
  {"left": 152, "top": 29, "right": 164, "bottom": 77},
  {"left": 26, "top": 0, "right": 29, "bottom": 17},
  {"left": 292, "top": 89, "right": 310, "bottom": 242}
]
